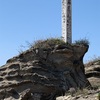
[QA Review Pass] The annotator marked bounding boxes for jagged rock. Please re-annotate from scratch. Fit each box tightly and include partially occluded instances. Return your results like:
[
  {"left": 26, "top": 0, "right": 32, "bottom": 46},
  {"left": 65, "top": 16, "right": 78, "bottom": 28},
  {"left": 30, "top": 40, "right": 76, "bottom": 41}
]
[{"left": 0, "top": 43, "right": 90, "bottom": 100}]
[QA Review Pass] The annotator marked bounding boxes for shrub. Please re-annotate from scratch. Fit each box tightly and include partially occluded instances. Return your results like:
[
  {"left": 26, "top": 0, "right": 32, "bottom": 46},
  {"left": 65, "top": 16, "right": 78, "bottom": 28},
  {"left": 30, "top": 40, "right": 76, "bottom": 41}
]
[
  {"left": 32, "top": 38, "right": 67, "bottom": 49},
  {"left": 74, "top": 38, "right": 89, "bottom": 46},
  {"left": 19, "top": 38, "right": 90, "bottom": 52}
]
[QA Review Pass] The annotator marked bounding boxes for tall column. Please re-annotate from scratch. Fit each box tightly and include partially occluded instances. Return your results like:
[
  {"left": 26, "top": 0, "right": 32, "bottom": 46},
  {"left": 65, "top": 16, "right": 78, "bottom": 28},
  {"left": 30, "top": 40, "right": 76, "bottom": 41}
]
[{"left": 62, "top": 0, "right": 72, "bottom": 43}]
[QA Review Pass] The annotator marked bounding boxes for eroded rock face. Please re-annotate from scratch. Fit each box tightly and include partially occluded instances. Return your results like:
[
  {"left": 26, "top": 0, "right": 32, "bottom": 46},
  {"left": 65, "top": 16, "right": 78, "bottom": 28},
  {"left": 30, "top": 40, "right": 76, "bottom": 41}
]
[
  {"left": 85, "top": 60, "right": 100, "bottom": 87},
  {"left": 85, "top": 62, "right": 100, "bottom": 78},
  {"left": 0, "top": 44, "right": 90, "bottom": 100},
  {"left": 56, "top": 60, "right": 100, "bottom": 100}
]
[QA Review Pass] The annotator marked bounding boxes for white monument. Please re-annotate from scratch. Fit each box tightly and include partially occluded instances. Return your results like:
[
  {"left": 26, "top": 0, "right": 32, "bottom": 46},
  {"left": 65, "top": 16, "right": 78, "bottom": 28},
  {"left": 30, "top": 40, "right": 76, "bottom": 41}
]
[{"left": 62, "top": 0, "right": 72, "bottom": 43}]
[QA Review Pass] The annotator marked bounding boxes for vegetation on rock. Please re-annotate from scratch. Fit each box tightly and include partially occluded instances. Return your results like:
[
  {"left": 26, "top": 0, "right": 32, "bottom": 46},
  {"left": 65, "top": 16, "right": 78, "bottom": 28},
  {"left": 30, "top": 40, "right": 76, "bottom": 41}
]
[
  {"left": 30, "top": 38, "right": 89, "bottom": 50},
  {"left": 33, "top": 38, "right": 67, "bottom": 49},
  {"left": 74, "top": 38, "right": 89, "bottom": 47},
  {"left": 98, "top": 92, "right": 100, "bottom": 100},
  {"left": 0, "top": 37, "right": 90, "bottom": 100}
]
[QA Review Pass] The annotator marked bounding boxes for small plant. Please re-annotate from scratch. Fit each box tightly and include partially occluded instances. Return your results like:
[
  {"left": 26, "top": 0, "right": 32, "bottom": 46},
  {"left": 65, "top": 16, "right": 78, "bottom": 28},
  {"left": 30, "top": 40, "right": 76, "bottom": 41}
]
[
  {"left": 98, "top": 92, "right": 100, "bottom": 100},
  {"left": 74, "top": 38, "right": 89, "bottom": 46}
]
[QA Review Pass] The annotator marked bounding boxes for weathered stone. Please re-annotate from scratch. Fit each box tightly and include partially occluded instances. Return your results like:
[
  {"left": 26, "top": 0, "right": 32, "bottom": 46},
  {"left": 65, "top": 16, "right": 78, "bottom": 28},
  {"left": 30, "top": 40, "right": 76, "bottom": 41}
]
[
  {"left": 85, "top": 64, "right": 100, "bottom": 78},
  {"left": 0, "top": 44, "right": 90, "bottom": 100}
]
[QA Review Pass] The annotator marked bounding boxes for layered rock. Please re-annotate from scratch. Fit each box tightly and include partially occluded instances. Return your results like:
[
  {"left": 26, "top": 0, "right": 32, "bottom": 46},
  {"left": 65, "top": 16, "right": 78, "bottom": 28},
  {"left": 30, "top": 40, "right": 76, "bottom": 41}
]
[
  {"left": 85, "top": 60, "right": 100, "bottom": 87},
  {"left": 85, "top": 60, "right": 100, "bottom": 78},
  {"left": 0, "top": 43, "right": 90, "bottom": 100}
]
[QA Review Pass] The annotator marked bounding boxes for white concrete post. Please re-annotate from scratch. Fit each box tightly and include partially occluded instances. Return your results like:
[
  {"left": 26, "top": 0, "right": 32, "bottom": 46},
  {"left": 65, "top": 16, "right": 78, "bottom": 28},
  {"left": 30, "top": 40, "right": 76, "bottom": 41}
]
[{"left": 62, "top": 0, "right": 72, "bottom": 43}]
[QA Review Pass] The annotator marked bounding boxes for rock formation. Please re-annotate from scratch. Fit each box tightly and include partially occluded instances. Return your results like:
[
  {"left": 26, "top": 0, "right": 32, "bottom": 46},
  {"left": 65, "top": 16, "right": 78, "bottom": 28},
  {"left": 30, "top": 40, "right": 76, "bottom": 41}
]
[
  {"left": 85, "top": 59, "right": 100, "bottom": 88},
  {"left": 0, "top": 40, "right": 90, "bottom": 100},
  {"left": 85, "top": 60, "right": 100, "bottom": 78},
  {"left": 56, "top": 57, "right": 100, "bottom": 100}
]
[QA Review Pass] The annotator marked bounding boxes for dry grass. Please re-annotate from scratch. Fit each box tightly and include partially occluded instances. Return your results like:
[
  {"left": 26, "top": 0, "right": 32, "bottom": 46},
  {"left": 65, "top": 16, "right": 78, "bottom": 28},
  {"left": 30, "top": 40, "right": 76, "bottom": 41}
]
[
  {"left": 18, "top": 38, "right": 90, "bottom": 54},
  {"left": 74, "top": 38, "right": 89, "bottom": 47},
  {"left": 31, "top": 38, "right": 68, "bottom": 49},
  {"left": 31, "top": 38, "right": 89, "bottom": 49}
]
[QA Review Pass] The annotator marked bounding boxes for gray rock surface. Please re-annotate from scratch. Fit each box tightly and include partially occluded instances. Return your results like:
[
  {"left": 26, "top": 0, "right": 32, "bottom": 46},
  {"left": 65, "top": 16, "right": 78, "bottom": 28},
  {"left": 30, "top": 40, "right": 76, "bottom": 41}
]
[
  {"left": 0, "top": 44, "right": 90, "bottom": 100},
  {"left": 56, "top": 55, "right": 100, "bottom": 100}
]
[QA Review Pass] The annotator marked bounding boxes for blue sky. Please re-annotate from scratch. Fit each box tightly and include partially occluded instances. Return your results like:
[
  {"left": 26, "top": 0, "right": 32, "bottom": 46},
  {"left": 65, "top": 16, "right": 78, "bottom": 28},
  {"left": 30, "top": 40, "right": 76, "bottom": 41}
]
[{"left": 0, "top": 0, "right": 100, "bottom": 66}]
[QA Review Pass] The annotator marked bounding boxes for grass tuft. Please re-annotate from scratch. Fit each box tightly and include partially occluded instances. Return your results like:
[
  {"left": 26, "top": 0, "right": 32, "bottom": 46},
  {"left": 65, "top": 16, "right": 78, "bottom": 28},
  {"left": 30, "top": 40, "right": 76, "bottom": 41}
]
[
  {"left": 74, "top": 38, "right": 89, "bottom": 47},
  {"left": 18, "top": 38, "right": 90, "bottom": 54},
  {"left": 32, "top": 38, "right": 68, "bottom": 49}
]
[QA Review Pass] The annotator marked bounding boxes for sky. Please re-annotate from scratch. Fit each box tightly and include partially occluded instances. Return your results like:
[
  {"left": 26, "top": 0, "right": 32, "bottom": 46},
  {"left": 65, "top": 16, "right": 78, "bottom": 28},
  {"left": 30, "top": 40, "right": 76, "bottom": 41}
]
[{"left": 0, "top": 0, "right": 100, "bottom": 66}]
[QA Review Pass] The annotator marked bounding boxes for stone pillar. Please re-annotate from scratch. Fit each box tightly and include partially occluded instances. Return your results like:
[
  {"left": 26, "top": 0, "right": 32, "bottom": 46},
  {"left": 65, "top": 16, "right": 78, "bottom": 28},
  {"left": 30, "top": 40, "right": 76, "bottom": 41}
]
[{"left": 62, "top": 0, "right": 72, "bottom": 43}]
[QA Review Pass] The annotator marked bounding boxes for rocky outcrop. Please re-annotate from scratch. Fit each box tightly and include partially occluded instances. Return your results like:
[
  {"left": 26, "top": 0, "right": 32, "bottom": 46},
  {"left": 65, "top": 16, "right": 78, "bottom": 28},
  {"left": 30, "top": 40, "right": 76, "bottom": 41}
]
[
  {"left": 0, "top": 43, "right": 90, "bottom": 100},
  {"left": 56, "top": 59, "right": 100, "bottom": 100},
  {"left": 85, "top": 61, "right": 100, "bottom": 78},
  {"left": 85, "top": 60, "right": 100, "bottom": 88}
]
